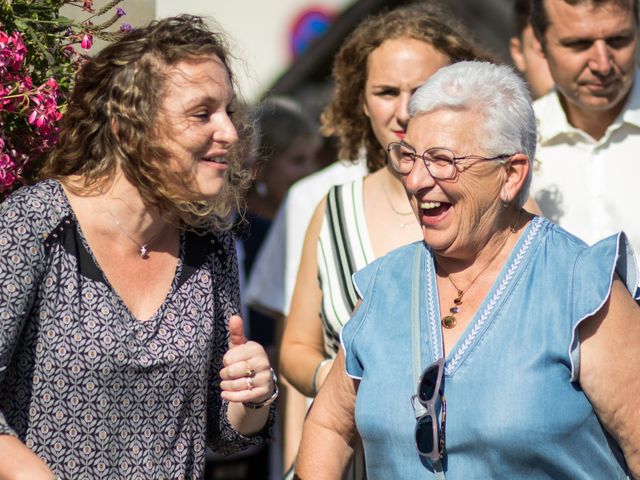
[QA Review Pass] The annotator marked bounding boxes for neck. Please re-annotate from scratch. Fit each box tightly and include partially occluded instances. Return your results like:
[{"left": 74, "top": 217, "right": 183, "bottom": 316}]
[
  {"left": 435, "top": 208, "right": 524, "bottom": 279},
  {"left": 381, "top": 166, "right": 413, "bottom": 214},
  {"left": 103, "top": 172, "right": 166, "bottom": 234},
  {"left": 560, "top": 92, "right": 628, "bottom": 141}
]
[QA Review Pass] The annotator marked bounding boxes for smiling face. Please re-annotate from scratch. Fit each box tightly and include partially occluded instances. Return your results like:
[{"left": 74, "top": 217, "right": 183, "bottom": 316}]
[
  {"left": 362, "top": 37, "right": 451, "bottom": 151},
  {"left": 402, "top": 109, "right": 509, "bottom": 258},
  {"left": 541, "top": 0, "right": 637, "bottom": 122},
  {"left": 157, "top": 56, "right": 238, "bottom": 200}
]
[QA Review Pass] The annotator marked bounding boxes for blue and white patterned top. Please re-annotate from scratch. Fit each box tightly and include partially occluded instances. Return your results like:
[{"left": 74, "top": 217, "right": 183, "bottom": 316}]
[
  {"left": 0, "top": 180, "right": 272, "bottom": 479},
  {"left": 342, "top": 217, "right": 637, "bottom": 479}
]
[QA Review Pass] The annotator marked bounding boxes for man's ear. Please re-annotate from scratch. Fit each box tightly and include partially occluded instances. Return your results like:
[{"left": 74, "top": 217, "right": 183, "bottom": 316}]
[
  {"left": 502, "top": 153, "right": 530, "bottom": 204},
  {"left": 509, "top": 37, "right": 527, "bottom": 73},
  {"left": 532, "top": 30, "right": 546, "bottom": 59}
]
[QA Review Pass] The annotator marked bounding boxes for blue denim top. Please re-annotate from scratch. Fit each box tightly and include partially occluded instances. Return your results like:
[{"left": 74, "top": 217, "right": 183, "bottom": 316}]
[{"left": 341, "top": 217, "right": 637, "bottom": 479}]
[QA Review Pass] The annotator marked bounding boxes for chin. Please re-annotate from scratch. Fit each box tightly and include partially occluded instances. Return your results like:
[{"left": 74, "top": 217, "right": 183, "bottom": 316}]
[{"left": 421, "top": 229, "right": 454, "bottom": 254}]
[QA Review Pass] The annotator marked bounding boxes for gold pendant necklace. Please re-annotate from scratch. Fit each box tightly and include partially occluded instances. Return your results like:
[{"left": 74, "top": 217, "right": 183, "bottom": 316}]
[{"left": 438, "top": 210, "right": 522, "bottom": 329}]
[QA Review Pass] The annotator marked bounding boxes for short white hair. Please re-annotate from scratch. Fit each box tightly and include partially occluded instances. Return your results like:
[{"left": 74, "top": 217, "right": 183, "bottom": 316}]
[{"left": 408, "top": 61, "right": 536, "bottom": 207}]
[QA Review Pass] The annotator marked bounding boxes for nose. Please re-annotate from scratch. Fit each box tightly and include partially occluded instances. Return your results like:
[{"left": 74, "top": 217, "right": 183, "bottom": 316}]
[
  {"left": 214, "top": 112, "right": 238, "bottom": 147},
  {"left": 589, "top": 40, "right": 613, "bottom": 76},
  {"left": 402, "top": 155, "right": 437, "bottom": 196},
  {"left": 396, "top": 93, "right": 411, "bottom": 130}
]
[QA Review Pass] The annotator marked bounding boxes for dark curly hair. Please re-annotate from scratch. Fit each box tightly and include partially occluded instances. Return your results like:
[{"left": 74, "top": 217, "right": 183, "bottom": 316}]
[
  {"left": 40, "top": 15, "right": 252, "bottom": 231},
  {"left": 530, "top": 0, "right": 639, "bottom": 45},
  {"left": 321, "top": 3, "right": 495, "bottom": 172}
]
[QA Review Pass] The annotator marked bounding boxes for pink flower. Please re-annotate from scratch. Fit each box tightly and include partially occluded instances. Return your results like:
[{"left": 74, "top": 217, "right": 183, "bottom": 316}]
[
  {"left": 116, "top": 7, "right": 126, "bottom": 17},
  {"left": 82, "top": 0, "right": 94, "bottom": 12},
  {"left": 119, "top": 23, "right": 133, "bottom": 33},
  {"left": 0, "top": 153, "right": 17, "bottom": 190},
  {"left": 80, "top": 33, "right": 93, "bottom": 50}
]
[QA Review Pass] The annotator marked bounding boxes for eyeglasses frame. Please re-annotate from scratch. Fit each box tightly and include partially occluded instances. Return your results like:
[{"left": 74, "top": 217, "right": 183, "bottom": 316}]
[{"left": 387, "top": 141, "right": 515, "bottom": 180}]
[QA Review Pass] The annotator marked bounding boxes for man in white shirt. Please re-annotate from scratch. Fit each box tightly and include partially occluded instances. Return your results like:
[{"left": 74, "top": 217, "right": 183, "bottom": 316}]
[{"left": 528, "top": 0, "right": 640, "bottom": 255}]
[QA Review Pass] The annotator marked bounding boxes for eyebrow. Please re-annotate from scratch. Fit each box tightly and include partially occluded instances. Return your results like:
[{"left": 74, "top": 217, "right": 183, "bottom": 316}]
[
  {"left": 558, "top": 28, "right": 636, "bottom": 45},
  {"left": 183, "top": 93, "right": 236, "bottom": 109}
]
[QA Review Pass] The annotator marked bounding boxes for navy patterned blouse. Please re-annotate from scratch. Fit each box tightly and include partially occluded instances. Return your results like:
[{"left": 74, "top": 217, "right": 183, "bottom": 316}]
[{"left": 0, "top": 180, "right": 271, "bottom": 479}]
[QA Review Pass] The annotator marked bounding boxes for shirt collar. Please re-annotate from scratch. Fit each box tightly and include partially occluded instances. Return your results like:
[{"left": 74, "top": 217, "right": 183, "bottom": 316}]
[{"left": 534, "top": 68, "right": 640, "bottom": 144}]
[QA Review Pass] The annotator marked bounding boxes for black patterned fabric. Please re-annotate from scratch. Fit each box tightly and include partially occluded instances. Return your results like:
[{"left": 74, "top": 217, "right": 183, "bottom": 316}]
[{"left": 0, "top": 180, "right": 272, "bottom": 479}]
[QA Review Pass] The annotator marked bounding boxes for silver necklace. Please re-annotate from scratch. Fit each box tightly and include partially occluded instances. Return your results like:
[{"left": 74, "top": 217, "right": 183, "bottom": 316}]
[
  {"left": 102, "top": 199, "right": 163, "bottom": 258},
  {"left": 382, "top": 181, "right": 414, "bottom": 228}
]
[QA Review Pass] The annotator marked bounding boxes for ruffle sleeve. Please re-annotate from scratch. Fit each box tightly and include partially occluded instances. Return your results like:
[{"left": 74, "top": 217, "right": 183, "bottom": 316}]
[
  {"left": 340, "top": 257, "right": 383, "bottom": 380},
  {"left": 569, "top": 232, "right": 638, "bottom": 381}
]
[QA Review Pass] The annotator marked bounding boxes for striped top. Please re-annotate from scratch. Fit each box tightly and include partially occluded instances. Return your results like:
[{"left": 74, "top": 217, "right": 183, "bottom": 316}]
[{"left": 317, "top": 178, "right": 375, "bottom": 356}]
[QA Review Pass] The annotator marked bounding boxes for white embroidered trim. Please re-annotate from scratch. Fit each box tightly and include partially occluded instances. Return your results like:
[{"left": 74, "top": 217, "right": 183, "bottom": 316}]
[
  {"left": 425, "top": 251, "right": 442, "bottom": 360},
  {"left": 444, "top": 217, "right": 544, "bottom": 375}
]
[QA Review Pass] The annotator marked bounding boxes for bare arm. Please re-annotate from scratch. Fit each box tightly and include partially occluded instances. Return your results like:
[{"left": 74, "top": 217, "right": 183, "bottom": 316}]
[
  {"left": 295, "top": 349, "right": 358, "bottom": 478},
  {"left": 280, "top": 198, "right": 331, "bottom": 397},
  {"left": 0, "top": 436, "right": 54, "bottom": 480},
  {"left": 579, "top": 277, "right": 640, "bottom": 479}
]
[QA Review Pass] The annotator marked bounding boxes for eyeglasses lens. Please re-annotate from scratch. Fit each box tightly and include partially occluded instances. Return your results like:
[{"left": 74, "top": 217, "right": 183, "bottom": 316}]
[
  {"left": 415, "top": 414, "right": 436, "bottom": 455},
  {"left": 425, "top": 150, "right": 456, "bottom": 179},
  {"left": 419, "top": 364, "right": 439, "bottom": 403}
]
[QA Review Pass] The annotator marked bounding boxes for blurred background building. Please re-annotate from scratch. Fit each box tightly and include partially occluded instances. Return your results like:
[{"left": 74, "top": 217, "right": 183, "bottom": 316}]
[{"left": 68, "top": 0, "right": 514, "bottom": 103}]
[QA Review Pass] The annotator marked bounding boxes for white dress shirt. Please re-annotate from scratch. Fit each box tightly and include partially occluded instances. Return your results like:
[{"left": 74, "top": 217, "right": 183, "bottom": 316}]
[{"left": 530, "top": 72, "right": 640, "bottom": 260}]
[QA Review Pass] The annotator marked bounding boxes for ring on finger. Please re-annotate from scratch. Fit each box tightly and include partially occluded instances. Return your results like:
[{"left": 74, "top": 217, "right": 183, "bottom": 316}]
[
  {"left": 246, "top": 376, "right": 254, "bottom": 390},
  {"left": 245, "top": 361, "right": 256, "bottom": 378}
]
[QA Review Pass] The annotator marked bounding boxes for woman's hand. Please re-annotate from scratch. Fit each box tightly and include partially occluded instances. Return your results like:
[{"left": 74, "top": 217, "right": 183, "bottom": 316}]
[
  {"left": 220, "top": 315, "right": 275, "bottom": 435},
  {"left": 220, "top": 315, "right": 275, "bottom": 406}
]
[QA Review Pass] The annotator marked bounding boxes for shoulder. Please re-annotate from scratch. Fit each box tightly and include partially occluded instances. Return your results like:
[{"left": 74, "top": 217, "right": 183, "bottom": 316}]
[
  {"left": 533, "top": 90, "right": 572, "bottom": 144},
  {"left": 352, "top": 241, "right": 422, "bottom": 296},
  {"left": 288, "top": 161, "right": 367, "bottom": 202},
  {"left": 1, "top": 180, "right": 70, "bottom": 237}
]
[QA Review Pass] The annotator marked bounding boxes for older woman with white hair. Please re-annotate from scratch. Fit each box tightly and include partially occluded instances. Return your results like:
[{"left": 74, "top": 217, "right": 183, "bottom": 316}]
[{"left": 294, "top": 61, "right": 640, "bottom": 479}]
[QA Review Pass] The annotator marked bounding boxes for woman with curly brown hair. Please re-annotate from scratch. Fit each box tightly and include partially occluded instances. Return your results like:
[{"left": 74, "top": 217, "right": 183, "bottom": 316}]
[
  {"left": 0, "top": 15, "right": 276, "bottom": 479},
  {"left": 280, "top": 3, "right": 492, "bottom": 476}
]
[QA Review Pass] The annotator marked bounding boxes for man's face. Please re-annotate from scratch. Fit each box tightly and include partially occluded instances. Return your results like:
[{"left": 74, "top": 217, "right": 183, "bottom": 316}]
[{"left": 541, "top": 0, "right": 637, "bottom": 118}]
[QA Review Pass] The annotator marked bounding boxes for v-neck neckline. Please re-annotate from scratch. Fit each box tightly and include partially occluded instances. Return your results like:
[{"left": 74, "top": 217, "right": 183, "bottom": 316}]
[
  {"left": 424, "top": 216, "right": 546, "bottom": 376},
  {"left": 54, "top": 179, "right": 185, "bottom": 324}
]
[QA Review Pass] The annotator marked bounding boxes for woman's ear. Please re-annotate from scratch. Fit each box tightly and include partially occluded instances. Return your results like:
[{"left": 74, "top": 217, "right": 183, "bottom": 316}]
[{"left": 501, "top": 153, "right": 530, "bottom": 204}]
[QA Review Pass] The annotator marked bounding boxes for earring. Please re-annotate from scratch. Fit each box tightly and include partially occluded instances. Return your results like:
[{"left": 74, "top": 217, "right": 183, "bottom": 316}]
[{"left": 501, "top": 196, "right": 510, "bottom": 208}]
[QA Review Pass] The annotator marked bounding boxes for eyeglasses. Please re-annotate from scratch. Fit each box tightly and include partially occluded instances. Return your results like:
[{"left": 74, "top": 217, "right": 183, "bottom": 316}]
[
  {"left": 411, "top": 357, "right": 446, "bottom": 461},
  {"left": 387, "top": 141, "right": 514, "bottom": 179}
]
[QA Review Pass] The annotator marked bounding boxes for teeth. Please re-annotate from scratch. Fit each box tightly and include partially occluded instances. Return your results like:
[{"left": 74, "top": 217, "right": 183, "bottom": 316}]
[
  {"left": 203, "top": 157, "right": 227, "bottom": 164},
  {"left": 420, "top": 201, "right": 441, "bottom": 209}
]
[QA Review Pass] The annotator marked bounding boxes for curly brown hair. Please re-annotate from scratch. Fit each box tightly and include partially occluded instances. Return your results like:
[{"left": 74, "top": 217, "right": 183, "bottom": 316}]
[
  {"left": 321, "top": 3, "right": 495, "bottom": 172},
  {"left": 40, "top": 15, "right": 252, "bottom": 231}
]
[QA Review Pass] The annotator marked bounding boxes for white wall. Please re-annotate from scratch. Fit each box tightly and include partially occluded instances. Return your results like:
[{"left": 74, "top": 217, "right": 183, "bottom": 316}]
[{"left": 155, "top": 0, "right": 354, "bottom": 101}]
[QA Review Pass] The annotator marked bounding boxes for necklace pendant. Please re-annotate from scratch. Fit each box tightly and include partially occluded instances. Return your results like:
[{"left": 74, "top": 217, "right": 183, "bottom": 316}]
[
  {"left": 442, "top": 315, "right": 457, "bottom": 329},
  {"left": 139, "top": 244, "right": 149, "bottom": 258}
]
